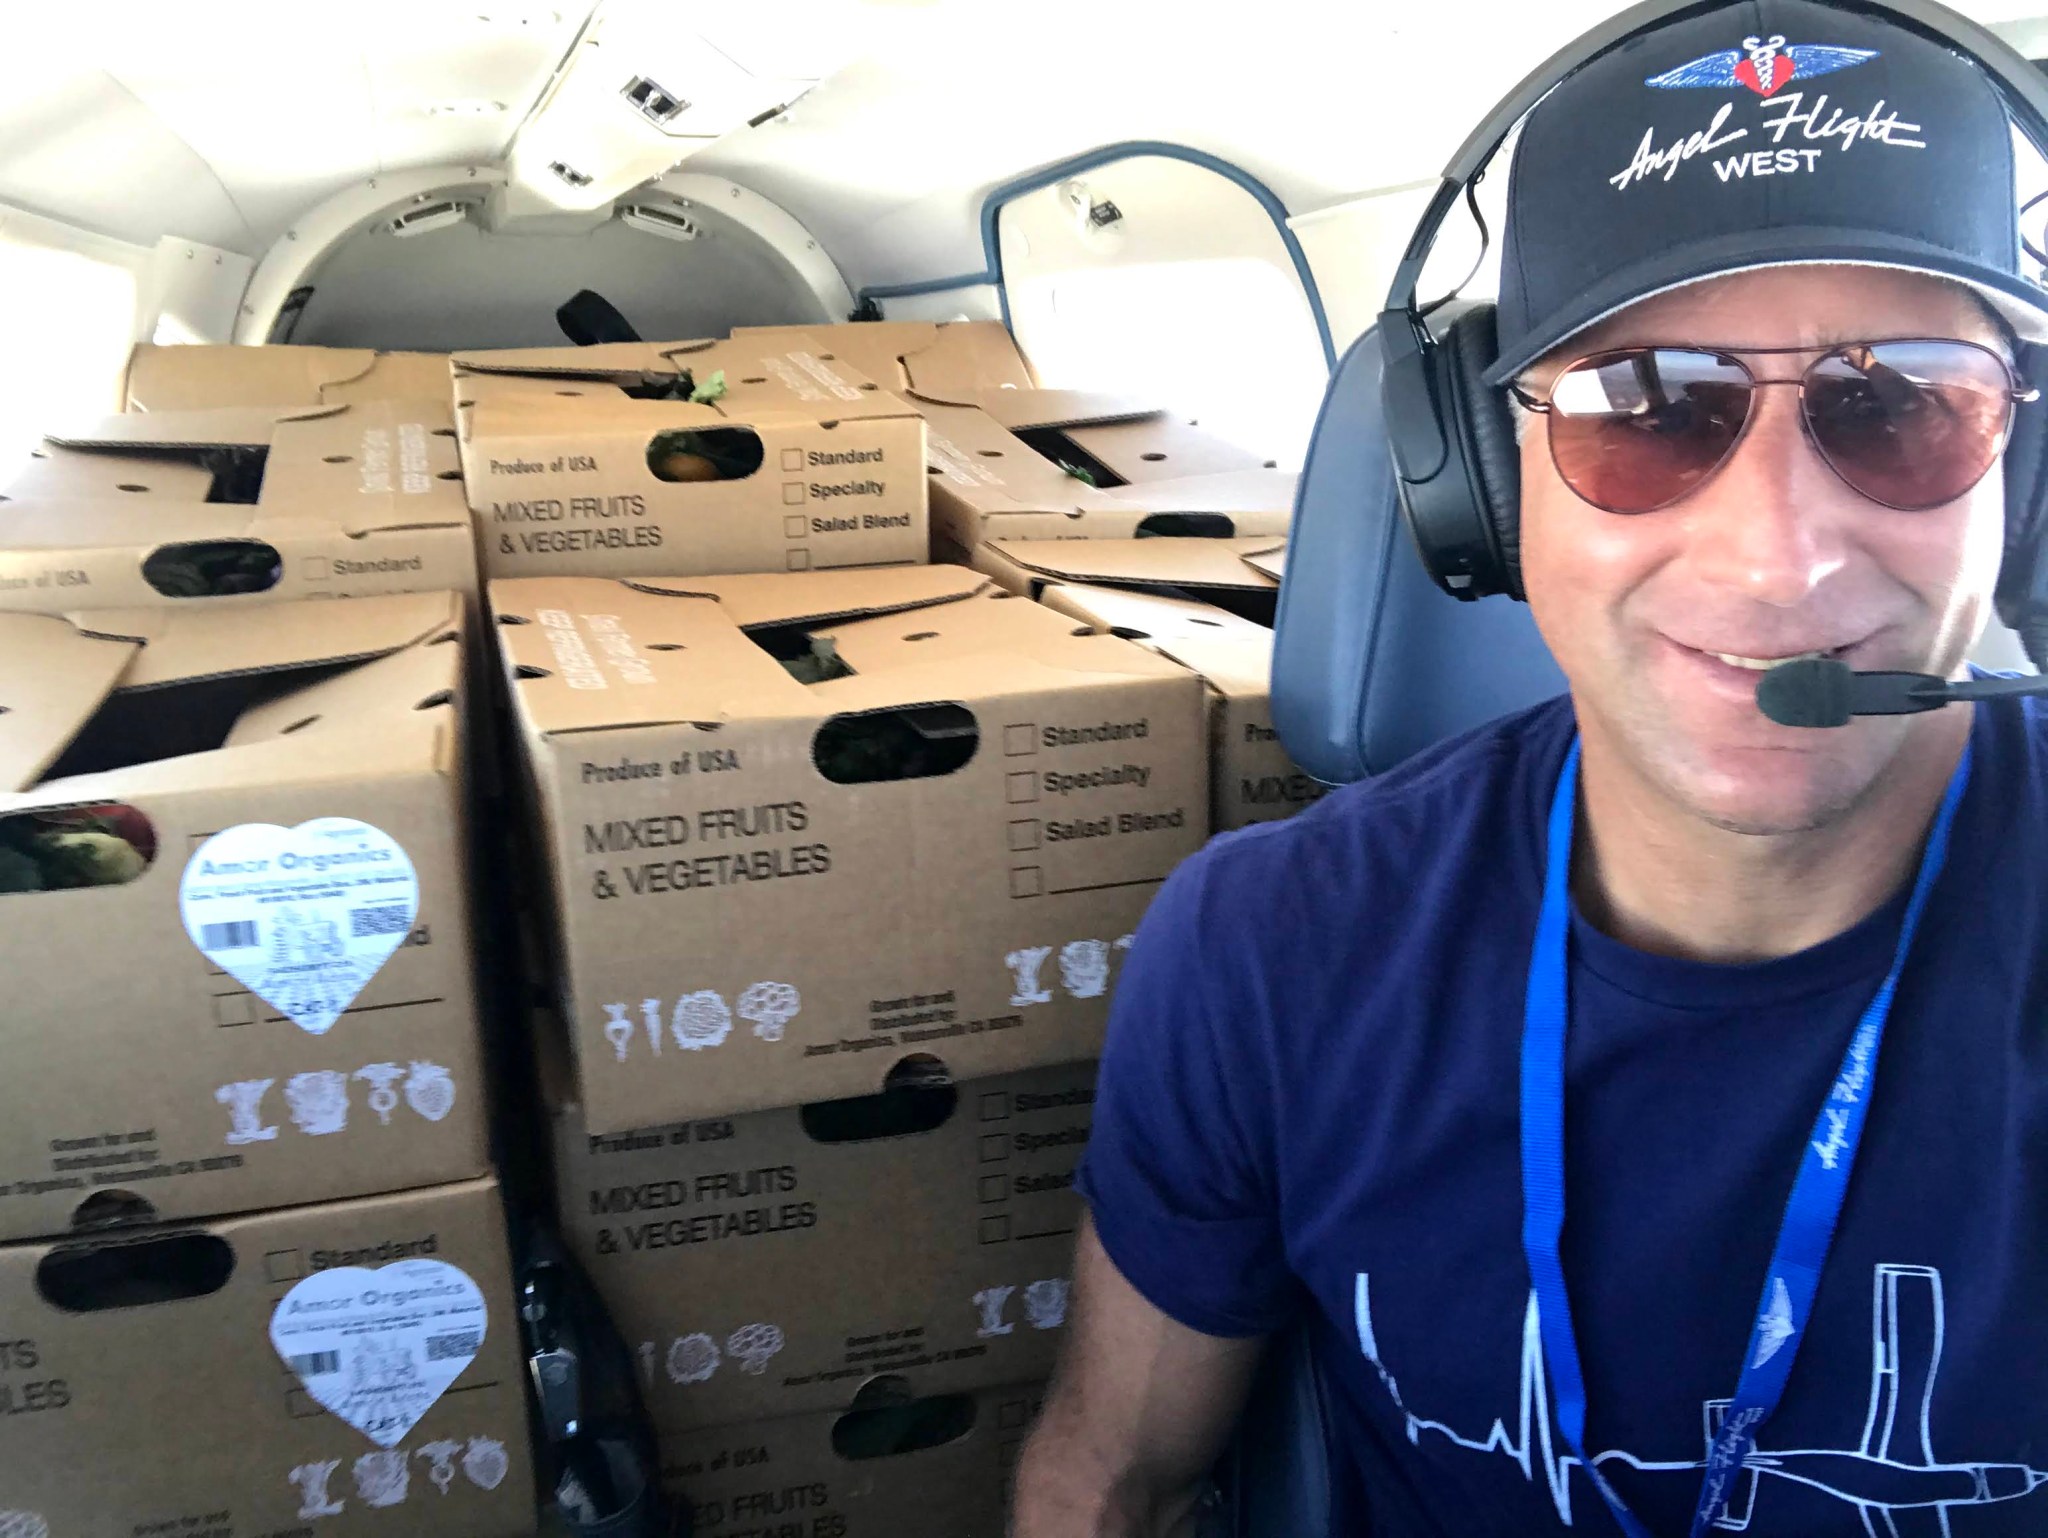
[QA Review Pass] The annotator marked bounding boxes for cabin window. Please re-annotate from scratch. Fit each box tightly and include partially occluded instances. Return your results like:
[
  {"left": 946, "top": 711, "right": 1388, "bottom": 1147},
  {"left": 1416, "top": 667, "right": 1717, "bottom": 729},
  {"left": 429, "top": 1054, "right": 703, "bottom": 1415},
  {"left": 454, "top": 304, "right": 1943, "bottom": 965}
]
[
  {"left": 0, "top": 207, "right": 145, "bottom": 482},
  {"left": 995, "top": 154, "right": 1328, "bottom": 470}
]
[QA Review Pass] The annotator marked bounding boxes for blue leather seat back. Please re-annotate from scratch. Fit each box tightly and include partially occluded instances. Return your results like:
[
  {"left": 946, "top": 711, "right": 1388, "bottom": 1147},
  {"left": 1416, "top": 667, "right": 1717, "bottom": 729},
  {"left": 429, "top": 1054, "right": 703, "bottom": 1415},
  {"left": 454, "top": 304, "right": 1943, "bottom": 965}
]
[{"left": 1270, "top": 323, "right": 1565, "bottom": 784}]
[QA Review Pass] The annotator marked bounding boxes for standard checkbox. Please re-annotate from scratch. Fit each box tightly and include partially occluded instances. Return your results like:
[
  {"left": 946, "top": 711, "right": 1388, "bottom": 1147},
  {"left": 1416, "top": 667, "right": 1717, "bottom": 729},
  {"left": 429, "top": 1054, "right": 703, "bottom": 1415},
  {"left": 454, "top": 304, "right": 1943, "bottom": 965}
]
[
  {"left": 265, "top": 1248, "right": 304, "bottom": 1282},
  {"left": 1009, "top": 866, "right": 1044, "bottom": 899},
  {"left": 302, "top": 556, "right": 331, "bottom": 581},
  {"left": 979, "top": 1215, "right": 1013, "bottom": 1244},
  {"left": 979, "top": 1173, "right": 1008, "bottom": 1204},
  {"left": 980, "top": 1133, "right": 1010, "bottom": 1163},
  {"left": 1006, "top": 771, "right": 1038, "bottom": 804},
  {"left": 979, "top": 1091, "right": 1010, "bottom": 1122},
  {"left": 1003, "top": 723, "right": 1037, "bottom": 756},
  {"left": 781, "top": 447, "right": 805, "bottom": 471},
  {"left": 1007, "top": 819, "right": 1041, "bottom": 853},
  {"left": 783, "top": 481, "right": 806, "bottom": 505}
]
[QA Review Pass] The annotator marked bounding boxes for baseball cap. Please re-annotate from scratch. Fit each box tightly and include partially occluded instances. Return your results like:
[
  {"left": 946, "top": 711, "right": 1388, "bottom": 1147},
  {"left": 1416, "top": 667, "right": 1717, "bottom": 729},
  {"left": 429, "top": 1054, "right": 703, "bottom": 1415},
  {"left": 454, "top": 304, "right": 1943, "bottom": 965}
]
[{"left": 1484, "top": 0, "right": 2048, "bottom": 385}]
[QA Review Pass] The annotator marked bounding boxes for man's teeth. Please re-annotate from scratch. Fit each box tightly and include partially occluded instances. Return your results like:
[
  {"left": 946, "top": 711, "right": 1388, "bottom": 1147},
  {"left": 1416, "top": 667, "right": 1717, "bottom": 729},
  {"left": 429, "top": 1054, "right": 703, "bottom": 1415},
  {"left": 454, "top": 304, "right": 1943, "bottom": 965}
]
[{"left": 1706, "top": 648, "right": 1835, "bottom": 671}]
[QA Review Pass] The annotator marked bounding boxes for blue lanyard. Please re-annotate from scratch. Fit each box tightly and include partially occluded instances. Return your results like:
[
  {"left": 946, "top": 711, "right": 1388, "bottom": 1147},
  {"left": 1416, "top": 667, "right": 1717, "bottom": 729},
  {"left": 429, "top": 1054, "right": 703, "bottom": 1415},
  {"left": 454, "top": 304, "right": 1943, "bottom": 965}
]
[{"left": 1519, "top": 736, "right": 1971, "bottom": 1538}]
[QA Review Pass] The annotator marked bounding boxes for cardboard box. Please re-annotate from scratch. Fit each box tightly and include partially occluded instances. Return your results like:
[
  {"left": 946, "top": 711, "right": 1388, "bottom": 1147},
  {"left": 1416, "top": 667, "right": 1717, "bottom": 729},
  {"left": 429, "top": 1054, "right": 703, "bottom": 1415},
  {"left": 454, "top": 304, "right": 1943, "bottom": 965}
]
[
  {"left": 970, "top": 537, "right": 1322, "bottom": 830},
  {"left": 733, "top": 320, "right": 1298, "bottom": 550},
  {"left": 451, "top": 337, "right": 928, "bottom": 580},
  {"left": 493, "top": 565, "right": 1205, "bottom": 1130},
  {"left": 0, "top": 402, "right": 479, "bottom": 614},
  {"left": 547, "top": 1008, "right": 1089, "bottom": 1436},
  {"left": 0, "top": 590, "right": 488, "bottom": 1240},
  {"left": 664, "top": 1382, "right": 1040, "bottom": 1538},
  {"left": 0, "top": 1174, "right": 533, "bottom": 1537},
  {"left": 126, "top": 344, "right": 451, "bottom": 412}
]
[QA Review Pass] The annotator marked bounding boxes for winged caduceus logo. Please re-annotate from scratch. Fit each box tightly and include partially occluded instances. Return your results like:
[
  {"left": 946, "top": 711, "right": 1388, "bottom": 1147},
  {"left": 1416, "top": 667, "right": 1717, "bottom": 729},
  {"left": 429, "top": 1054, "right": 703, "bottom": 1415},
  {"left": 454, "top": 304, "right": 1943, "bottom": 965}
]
[{"left": 1647, "top": 35, "right": 1878, "bottom": 97}]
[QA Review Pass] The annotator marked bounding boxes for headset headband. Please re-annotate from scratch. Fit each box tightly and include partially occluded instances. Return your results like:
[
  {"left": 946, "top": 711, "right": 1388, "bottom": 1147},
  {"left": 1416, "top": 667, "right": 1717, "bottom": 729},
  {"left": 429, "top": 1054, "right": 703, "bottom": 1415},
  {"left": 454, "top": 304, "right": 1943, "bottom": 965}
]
[{"left": 1381, "top": 0, "right": 2048, "bottom": 322}]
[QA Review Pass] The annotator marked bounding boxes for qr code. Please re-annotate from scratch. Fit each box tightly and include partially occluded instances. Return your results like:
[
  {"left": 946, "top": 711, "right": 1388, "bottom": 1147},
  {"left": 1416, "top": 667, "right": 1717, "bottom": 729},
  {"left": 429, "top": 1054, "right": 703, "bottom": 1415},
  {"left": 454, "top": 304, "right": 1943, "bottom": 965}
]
[
  {"left": 425, "top": 1331, "right": 481, "bottom": 1362},
  {"left": 349, "top": 905, "right": 413, "bottom": 938}
]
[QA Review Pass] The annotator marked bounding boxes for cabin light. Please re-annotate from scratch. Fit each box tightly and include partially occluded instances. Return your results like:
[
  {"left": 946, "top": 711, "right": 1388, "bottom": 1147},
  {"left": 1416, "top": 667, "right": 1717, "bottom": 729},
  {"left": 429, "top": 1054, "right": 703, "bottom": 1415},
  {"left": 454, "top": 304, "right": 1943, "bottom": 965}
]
[
  {"left": 619, "top": 204, "right": 704, "bottom": 242},
  {"left": 424, "top": 99, "right": 508, "bottom": 117},
  {"left": 388, "top": 201, "right": 475, "bottom": 238}
]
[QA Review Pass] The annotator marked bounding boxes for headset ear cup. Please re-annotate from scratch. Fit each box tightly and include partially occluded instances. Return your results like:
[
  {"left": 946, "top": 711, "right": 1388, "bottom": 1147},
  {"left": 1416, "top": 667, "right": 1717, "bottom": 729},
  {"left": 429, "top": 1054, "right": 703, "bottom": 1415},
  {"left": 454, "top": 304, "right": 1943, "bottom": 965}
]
[
  {"left": 1998, "top": 341, "right": 2048, "bottom": 659},
  {"left": 1441, "top": 307, "right": 1525, "bottom": 599}
]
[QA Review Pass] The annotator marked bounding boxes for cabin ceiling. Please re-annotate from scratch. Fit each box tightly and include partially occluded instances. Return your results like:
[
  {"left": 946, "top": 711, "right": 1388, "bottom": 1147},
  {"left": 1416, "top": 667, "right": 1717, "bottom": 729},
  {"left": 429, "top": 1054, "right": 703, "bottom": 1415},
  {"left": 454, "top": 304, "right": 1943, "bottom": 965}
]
[{"left": 4, "top": 0, "right": 2048, "bottom": 293}]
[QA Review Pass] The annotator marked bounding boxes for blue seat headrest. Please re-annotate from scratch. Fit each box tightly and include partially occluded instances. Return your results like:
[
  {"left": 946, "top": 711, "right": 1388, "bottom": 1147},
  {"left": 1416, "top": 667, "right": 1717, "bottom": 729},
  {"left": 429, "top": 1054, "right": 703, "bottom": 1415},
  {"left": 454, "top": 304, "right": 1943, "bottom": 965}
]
[{"left": 1271, "top": 324, "right": 1565, "bottom": 783}]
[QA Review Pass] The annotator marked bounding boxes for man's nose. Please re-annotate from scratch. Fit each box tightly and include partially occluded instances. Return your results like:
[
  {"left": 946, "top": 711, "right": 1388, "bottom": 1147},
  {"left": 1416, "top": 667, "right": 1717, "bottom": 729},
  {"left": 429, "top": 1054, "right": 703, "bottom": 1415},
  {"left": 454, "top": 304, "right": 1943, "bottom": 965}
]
[{"left": 1680, "top": 386, "right": 1849, "bottom": 607}]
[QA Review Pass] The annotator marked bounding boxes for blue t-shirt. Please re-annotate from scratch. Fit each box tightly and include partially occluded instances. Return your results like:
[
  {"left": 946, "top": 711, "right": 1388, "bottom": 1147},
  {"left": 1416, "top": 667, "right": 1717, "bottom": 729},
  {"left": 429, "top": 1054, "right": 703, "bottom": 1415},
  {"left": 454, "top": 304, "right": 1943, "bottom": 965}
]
[{"left": 1078, "top": 693, "right": 2048, "bottom": 1537}]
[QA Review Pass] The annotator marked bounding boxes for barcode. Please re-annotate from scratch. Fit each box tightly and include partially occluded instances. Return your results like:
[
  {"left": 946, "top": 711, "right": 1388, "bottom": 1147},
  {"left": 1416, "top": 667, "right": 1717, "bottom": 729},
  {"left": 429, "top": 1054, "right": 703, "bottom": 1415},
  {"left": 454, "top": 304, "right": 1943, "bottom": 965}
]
[
  {"left": 425, "top": 1331, "right": 480, "bottom": 1362},
  {"left": 201, "top": 920, "right": 259, "bottom": 950},
  {"left": 350, "top": 904, "right": 412, "bottom": 938},
  {"left": 289, "top": 1350, "right": 340, "bottom": 1376}
]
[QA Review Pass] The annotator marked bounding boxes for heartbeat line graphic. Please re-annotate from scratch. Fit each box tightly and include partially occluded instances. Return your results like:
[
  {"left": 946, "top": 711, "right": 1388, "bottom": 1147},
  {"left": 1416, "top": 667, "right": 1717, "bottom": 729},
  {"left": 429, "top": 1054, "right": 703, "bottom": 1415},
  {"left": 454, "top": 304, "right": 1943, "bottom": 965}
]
[{"left": 1354, "top": 1264, "right": 2048, "bottom": 1533}]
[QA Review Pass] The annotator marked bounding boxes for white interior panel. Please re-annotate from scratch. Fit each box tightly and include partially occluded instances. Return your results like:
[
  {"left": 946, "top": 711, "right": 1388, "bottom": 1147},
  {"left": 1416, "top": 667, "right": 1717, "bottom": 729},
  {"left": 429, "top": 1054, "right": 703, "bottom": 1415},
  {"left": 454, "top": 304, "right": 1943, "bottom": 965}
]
[
  {"left": 285, "top": 217, "right": 831, "bottom": 350},
  {"left": 999, "top": 155, "right": 1327, "bottom": 467}
]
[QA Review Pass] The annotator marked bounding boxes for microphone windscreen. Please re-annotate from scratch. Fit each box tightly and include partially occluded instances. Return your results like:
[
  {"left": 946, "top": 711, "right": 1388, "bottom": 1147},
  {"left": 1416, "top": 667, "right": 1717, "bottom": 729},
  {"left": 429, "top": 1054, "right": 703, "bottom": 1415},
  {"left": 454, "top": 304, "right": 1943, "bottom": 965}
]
[{"left": 1756, "top": 658, "right": 1853, "bottom": 728}]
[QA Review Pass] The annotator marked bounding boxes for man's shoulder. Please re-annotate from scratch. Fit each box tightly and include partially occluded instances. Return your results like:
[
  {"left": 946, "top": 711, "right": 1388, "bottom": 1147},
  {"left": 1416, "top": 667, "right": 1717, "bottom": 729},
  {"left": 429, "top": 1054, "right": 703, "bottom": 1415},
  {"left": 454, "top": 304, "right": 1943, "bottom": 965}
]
[{"left": 1175, "top": 694, "right": 1574, "bottom": 915}]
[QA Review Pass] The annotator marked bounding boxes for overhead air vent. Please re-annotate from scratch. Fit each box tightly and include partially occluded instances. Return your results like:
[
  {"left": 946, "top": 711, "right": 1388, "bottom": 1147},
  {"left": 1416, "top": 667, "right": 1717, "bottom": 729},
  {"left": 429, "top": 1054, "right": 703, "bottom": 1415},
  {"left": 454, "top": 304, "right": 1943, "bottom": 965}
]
[
  {"left": 387, "top": 200, "right": 473, "bottom": 238},
  {"left": 618, "top": 203, "right": 703, "bottom": 241},
  {"left": 623, "top": 75, "right": 689, "bottom": 125},
  {"left": 549, "top": 161, "right": 597, "bottom": 189}
]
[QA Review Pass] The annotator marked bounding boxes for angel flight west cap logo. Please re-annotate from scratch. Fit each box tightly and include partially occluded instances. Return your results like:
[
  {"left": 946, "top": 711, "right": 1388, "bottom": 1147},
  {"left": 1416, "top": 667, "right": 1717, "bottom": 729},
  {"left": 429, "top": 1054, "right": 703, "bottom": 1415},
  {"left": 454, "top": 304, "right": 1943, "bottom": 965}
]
[{"left": 1647, "top": 35, "right": 1877, "bottom": 96}]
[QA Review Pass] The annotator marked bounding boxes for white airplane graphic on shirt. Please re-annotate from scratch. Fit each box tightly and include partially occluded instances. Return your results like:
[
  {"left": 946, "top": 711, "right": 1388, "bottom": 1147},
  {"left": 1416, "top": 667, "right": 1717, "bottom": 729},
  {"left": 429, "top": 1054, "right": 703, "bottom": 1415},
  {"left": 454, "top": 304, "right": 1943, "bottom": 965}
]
[{"left": 1354, "top": 1263, "right": 2047, "bottom": 1533}]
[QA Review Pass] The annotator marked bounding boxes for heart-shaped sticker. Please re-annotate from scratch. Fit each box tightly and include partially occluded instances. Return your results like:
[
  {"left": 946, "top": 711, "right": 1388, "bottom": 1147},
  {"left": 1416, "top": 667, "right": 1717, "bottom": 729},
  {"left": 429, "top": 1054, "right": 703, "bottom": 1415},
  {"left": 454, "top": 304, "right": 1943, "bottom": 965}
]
[
  {"left": 180, "top": 818, "right": 419, "bottom": 1034},
  {"left": 269, "top": 1258, "right": 486, "bottom": 1449}
]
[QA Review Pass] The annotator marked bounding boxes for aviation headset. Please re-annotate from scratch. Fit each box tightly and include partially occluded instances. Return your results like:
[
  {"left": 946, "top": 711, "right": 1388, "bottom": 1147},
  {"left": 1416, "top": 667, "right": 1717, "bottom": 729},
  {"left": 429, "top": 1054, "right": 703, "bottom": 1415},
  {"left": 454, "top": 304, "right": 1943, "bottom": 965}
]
[{"left": 1378, "top": 0, "right": 2048, "bottom": 669}]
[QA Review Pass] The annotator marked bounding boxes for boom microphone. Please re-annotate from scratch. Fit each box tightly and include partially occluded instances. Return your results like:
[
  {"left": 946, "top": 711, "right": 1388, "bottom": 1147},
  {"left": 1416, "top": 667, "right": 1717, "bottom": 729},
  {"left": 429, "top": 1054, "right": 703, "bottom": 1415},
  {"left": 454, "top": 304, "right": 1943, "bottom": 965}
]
[{"left": 1756, "top": 657, "right": 2048, "bottom": 727}]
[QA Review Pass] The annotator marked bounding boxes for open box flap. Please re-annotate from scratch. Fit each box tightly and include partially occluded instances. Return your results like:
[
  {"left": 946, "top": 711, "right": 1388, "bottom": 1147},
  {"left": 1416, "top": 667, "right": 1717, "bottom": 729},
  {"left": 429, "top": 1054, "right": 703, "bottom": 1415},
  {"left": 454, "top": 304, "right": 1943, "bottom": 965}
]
[
  {"left": 1040, "top": 581, "right": 1275, "bottom": 642},
  {"left": 629, "top": 565, "right": 986, "bottom": 631},
  {"left": 45, "top": 404, "right": 341, "bottom": 453},
  {"left": 978, "top": 536, "right": 1283, "bottom": 594},
  {"left": 1095, "top": 470, "right": 1299, "bottom": 521},
  {"left": 127, "top": 343, "right": 382, "bottom": 410},
  {"left": 4, "top": 446, "right": 216, "bottom": 502},
  {"left": 0, "top": 614, "right": 142, "bottom": 791},
  {"left": 730, "top": 321, "right": 1036, "bottom": 405},
  {"left": 85, "top": 589, "right": 460, "bottom": 691},
  {"left": 943, "top": 388, "right": 1158, "bottom": 433}
]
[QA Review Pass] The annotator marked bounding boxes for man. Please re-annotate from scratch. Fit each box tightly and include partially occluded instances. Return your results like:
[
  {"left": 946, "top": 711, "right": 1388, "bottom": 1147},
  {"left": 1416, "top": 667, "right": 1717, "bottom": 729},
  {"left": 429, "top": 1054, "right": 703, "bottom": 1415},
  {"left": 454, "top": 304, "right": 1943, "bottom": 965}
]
[{"left": 1014, "top": 3, "right": 2048, "bottom": 1535}]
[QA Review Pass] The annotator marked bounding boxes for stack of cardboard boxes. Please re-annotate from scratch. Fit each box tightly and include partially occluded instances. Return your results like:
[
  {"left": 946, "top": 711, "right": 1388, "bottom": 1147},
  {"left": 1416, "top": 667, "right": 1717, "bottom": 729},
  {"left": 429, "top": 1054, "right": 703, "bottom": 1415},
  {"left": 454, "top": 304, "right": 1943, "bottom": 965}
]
[
  {"left": 0, "top": 317, "right": 1325, "bottom": 1537},
  {"left": 453, "top": 329, "right": 1211, "bottom": 1534},
  {"left": 0, "top": 356, "right": 533, "bottom": 1537}
]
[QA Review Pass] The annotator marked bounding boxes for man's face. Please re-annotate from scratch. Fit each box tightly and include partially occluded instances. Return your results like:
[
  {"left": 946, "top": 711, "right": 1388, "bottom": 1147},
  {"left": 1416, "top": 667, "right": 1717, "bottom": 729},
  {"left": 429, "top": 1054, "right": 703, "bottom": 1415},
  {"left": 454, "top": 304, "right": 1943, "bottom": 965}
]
[{"left": 1518, "top": 265, "right": 2011, "bottom": 835}]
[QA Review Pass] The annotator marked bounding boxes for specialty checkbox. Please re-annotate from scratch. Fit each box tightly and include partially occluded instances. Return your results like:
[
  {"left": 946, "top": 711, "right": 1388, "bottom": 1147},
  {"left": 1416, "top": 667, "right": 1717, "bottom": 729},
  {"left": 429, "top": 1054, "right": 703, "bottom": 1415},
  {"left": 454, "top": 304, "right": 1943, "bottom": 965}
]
[
  {"left": 980, "top": 1133, "right": 1010, "bottom": 1163},
  {"left": 783, "top": 481, "right": 806, "bottom": 505},
  {"left": 1006, "top": 771, "right": 1039, "bottom": 804}
]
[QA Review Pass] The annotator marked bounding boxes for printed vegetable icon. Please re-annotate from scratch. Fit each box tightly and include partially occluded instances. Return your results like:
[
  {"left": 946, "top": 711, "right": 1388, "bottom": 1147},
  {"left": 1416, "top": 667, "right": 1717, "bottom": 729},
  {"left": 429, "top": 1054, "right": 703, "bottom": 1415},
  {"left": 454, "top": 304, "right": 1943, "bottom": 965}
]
[
  {"left": 1058, "top": 939, "right": 1112, "bottom": 1000},
  {"left": 353, "top": 1449, "right": 410, "bottom": 1508},
  {"left": 1025, "top": 1278, "right": 1072, "bottom": 1331},
  {"left": 417, "top": 1439, "right": 463, "bottom": 1495},
  {"left": 737, "top": 981, "right": 801, "bottom": 1042},
  {"left": 602, "top": 1002, "right": 635, "bottom": 1062},
  {"left": 670, "top": 990, "right": 734, "bottom": 1051},
  {"left": 462, "top": 1437, "right": 510, "bottom": 1492},
  {"left": 666, "top": 1332, "right": 721, "bottom": 1385},
  {"left": 354, "top": 1063, "right": 406, "bottom": 1125},
  {"left": 404, "top": 1061, "right": 457, "bottom": 1122},
  {"left": 726, "top": 1322, "right": 785, "bottom": 1376},
  {"left": 285, "top": 1070, "right": 350, "bottom": 1136}
]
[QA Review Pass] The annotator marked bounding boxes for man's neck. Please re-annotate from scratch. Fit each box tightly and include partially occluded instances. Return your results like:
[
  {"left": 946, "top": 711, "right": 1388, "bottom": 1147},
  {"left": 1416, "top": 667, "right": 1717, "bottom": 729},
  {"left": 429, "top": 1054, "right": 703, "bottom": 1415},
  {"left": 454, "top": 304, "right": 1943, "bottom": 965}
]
[{"left": 1570, "top": 713, "right": 1972, "bottom": 965}]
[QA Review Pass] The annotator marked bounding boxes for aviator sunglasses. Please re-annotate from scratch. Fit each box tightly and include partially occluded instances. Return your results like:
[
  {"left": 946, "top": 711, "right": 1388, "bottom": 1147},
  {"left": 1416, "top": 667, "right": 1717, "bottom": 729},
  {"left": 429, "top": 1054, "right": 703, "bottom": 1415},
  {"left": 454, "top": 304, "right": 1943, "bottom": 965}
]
[{"left": 1509, "top": 338, "right": 2038, "bottom": 514}]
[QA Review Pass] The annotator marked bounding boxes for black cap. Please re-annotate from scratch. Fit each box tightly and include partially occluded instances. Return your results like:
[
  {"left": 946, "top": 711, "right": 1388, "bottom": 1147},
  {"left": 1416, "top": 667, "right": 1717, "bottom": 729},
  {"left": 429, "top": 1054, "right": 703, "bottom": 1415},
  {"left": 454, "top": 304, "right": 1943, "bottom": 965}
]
[{"left": 1485, "top": 0, "right": 2048, "bottom": 385}]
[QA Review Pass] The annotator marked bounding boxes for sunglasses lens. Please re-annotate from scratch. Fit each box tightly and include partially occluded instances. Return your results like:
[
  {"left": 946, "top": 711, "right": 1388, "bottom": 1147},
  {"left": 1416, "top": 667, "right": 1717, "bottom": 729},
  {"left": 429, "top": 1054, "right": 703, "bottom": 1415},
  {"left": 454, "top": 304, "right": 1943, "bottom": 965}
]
[
  {"left": 1544, "top": 349, "right": 1752, "bottom": 513},
  {"left": 1803, "top": 341, "right": 2014, "bottom": 509}
]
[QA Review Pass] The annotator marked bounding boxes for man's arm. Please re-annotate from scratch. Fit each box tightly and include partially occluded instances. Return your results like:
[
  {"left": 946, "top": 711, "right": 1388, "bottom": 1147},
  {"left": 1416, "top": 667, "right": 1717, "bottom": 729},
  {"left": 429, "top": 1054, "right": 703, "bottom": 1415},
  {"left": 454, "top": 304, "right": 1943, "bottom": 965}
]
[{"left": 1013, "top": 1216, "right": 1266, "bottom": 1538}]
